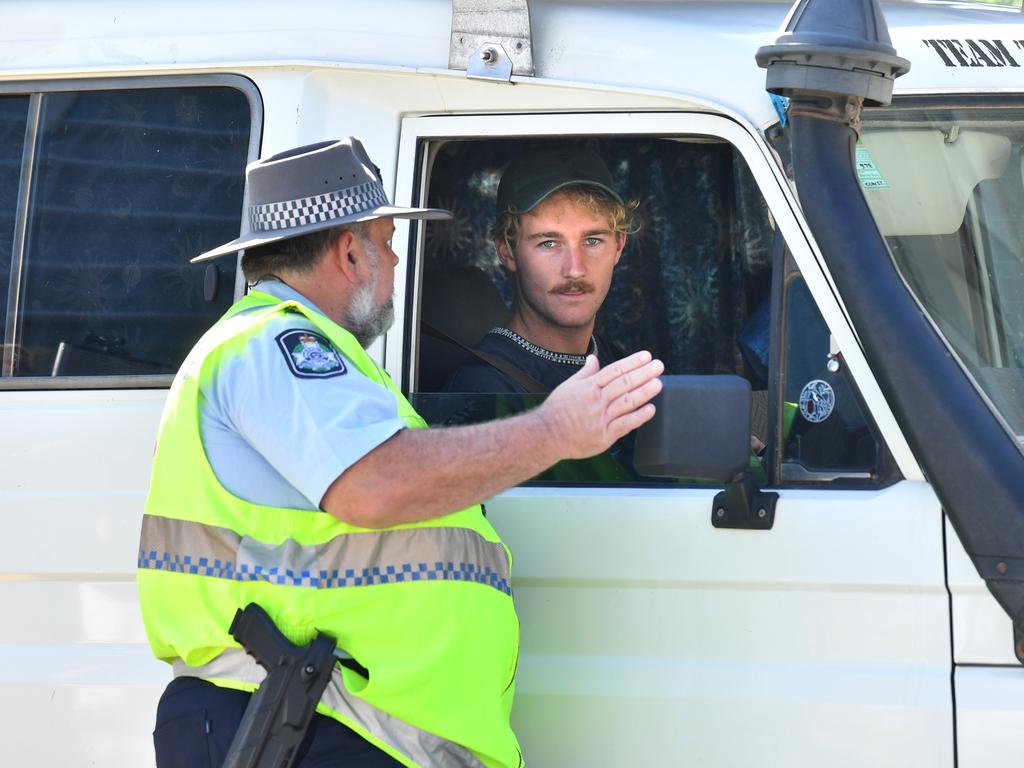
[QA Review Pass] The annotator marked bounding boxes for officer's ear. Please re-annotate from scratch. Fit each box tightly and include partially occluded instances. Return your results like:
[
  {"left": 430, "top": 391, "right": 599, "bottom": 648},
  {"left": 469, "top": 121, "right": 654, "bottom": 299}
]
[{"left": 330, "top": 229, "right": 366, "bottom": 283}]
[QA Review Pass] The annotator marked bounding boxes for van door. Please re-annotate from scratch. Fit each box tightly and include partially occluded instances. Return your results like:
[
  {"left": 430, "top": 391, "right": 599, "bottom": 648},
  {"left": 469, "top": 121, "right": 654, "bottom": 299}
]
[{"left": 393, "top": 112, "right": 953, "bottom": 767}]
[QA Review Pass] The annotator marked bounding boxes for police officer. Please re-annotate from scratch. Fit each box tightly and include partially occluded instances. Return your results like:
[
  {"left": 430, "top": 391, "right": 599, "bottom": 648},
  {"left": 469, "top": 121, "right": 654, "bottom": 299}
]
[{"left": 137, "top": 138, "right": 663, "bottom": 768}]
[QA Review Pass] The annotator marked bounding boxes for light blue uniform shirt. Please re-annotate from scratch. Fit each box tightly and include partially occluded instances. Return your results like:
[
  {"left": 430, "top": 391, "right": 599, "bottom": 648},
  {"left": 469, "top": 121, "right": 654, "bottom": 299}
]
[{"left": 198, "top": 280, "right": 406, "bottom": 510}]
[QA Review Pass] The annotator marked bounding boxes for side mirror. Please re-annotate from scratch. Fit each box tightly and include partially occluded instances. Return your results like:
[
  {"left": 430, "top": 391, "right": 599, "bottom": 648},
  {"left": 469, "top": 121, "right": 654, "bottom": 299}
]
[
  {"left": 633, "top": 374, "right": 751, "bottom": 481},
  {"left": 634, "top": 374, "right": 778, "bottom": 530}
]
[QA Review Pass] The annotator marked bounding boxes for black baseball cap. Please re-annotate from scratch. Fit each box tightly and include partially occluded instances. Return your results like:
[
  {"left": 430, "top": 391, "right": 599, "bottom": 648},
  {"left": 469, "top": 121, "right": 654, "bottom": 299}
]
[{"left": 495, "top": 146, "right": 623, "bottom": 215}]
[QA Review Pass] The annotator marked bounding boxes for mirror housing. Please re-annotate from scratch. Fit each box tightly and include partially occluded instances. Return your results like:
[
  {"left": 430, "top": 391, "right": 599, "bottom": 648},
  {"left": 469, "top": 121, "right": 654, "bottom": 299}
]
[{"left": 634, "top": 375, "right": 752, "bottom": 481}]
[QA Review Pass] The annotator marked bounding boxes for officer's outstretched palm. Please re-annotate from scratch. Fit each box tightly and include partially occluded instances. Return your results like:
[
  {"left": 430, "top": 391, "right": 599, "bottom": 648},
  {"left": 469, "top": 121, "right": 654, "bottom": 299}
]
[{"left": 539, "top": 351, "right": 664, "bottom": 460}]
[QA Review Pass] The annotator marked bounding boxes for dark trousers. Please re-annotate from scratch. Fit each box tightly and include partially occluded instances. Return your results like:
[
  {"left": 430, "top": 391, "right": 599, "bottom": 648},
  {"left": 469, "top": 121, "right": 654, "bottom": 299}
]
[{"left": 154, "top": 677, "right": 405, "bottom": 768}]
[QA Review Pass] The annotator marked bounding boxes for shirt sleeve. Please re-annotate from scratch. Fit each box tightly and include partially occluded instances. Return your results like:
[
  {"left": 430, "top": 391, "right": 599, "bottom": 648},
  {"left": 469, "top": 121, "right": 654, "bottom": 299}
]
[{"left": 206, "top": 316, "right": 407, "bottom": 509}]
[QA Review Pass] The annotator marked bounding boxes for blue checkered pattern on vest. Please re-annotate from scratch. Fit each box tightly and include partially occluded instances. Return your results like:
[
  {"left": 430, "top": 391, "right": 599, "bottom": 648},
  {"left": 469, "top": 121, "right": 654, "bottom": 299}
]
[{"left": 138, "top": 549, "right": 513, "bottom": 595}]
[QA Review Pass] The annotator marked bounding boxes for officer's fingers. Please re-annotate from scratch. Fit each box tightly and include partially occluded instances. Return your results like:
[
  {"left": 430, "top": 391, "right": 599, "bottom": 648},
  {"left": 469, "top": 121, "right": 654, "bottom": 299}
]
[
  {"left": 564, "top": 354, "right": 601, "bottom": 384},
  {"left": 606, "top": 403, "right": 658, "bottom": 442},
  {"left": 544, "top": 356, "right": 600, "bottom": 424},
  {"left": 605, "top": 376, "right": 663, "bottom": 422},
  {"left": 593, "top": 351, "right": 654, "bottom": 388},
  {"left": 600, "top": 359, "right": 664, "bottom": 404}
]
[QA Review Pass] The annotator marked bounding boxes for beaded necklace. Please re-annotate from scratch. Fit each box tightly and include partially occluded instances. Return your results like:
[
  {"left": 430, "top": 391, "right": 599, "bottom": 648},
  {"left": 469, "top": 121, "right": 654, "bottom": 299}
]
[{"left": 488, "top": 326, "right": 598, "bottom": 366}]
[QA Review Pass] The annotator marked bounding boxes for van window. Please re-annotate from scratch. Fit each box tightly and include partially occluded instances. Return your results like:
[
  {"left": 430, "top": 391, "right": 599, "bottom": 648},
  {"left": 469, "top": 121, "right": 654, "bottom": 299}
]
[
  {"left": 409, "top": 136, "right": 894, "bottom": 487},
  {"left": 0, "top": 96, "right": 29, "bottom": 347},
  {"left": 1, "top": 84, "right": 252, "bottom": 382},
  {"left": 861, "top": 101, "right": 1024, "bottom": 443},
  {"left": 410, "top": 136, "right": 769, "bottom": 485},
  {"left": 777, "top": 261, "right": 895, "bottom": 483}
]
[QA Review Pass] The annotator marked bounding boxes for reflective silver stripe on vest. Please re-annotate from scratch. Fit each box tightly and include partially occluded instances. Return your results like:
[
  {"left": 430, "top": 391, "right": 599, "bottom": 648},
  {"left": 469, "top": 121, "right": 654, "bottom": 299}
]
[
  {"left": 173, "top": 650, "right": 487, "bottom": 768},
  {"left": 139, "top": 515, "right": 512, "bottom": 595}
]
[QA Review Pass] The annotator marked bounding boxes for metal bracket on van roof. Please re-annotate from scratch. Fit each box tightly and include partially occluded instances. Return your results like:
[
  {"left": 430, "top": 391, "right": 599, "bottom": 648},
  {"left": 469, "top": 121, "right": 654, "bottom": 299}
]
[{"left": 449, "top": 0, "right": 534, "bottom": 81}]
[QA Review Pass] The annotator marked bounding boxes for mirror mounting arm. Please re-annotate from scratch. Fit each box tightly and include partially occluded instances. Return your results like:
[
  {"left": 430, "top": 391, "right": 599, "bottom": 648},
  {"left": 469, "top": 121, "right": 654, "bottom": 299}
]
[{"left": 711, "top": 473, "right": 778, "bottom": 530}]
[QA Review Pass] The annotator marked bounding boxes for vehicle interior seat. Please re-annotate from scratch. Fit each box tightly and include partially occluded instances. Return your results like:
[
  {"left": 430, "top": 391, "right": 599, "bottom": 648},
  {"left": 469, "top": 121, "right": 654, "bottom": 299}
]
[{"left": 418, "top": 265, "right": 509, "bottom": 392}]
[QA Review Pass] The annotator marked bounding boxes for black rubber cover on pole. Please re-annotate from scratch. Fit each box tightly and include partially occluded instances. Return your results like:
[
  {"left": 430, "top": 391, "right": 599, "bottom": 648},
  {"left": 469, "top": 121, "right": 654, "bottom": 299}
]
[{"left": 756, "top": 0, "right": 909, "bottom": 105}]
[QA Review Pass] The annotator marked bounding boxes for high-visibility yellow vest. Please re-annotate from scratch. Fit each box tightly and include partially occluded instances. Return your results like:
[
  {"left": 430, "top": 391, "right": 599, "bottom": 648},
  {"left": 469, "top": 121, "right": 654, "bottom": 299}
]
[{"left": 138, "top": 290, "right": 521, "bottom": 768}]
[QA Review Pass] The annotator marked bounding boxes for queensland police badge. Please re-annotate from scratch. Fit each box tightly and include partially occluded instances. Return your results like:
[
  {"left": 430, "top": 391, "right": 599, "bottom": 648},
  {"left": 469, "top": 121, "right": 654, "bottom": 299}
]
[{"left": 276, "top": 329, "right": 347, "bottom": 378}]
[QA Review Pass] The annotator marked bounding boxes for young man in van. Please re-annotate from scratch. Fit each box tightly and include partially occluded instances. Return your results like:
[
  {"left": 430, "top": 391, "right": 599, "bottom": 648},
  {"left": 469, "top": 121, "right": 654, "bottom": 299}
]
[{"left": 444, "top": 145, "right": 636, "bottom": 394}]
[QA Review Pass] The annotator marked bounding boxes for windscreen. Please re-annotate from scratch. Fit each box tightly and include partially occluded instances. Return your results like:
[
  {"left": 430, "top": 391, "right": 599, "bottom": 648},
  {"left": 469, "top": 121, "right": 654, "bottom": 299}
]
[{"left": 860, "top": 100, "right": 1024, "bottom": 446}]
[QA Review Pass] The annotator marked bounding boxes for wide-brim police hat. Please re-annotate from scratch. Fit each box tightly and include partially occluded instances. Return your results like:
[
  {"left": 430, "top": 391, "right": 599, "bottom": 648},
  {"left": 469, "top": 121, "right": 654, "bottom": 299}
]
[{"left": 192, "top": 137, "right": 451, "bottom": 263}]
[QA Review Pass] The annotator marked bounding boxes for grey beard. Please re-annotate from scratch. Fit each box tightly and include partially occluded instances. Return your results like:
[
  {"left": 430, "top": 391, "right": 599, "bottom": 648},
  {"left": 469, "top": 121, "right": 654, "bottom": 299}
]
[
  {"left": 343, "top": 238, "right": 395, "bottom": 347},
  {"left": 346, "top": 283, "right": 394, "bottom": 348}
]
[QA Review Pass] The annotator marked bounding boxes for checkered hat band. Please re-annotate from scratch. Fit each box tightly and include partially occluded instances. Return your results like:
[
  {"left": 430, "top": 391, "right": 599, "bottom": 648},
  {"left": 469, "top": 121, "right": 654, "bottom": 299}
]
[{"left": 249, "top": 181, "right": 391, "bottom": 232}]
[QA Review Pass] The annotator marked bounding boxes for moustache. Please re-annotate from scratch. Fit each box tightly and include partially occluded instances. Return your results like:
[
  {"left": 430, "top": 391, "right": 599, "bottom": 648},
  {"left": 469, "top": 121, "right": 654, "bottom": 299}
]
[{"left": 551, "top": 281, "right": 595, "bottom": 295}]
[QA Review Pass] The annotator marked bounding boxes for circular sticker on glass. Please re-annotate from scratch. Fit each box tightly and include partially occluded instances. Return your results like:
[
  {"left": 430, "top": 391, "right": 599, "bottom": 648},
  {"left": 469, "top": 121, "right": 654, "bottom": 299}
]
[{"left": 799, "top": 379, "right": 836, "bottom": 423}]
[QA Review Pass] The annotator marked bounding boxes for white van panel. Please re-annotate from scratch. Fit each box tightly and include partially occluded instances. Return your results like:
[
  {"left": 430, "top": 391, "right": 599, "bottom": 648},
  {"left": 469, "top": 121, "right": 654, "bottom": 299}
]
[
  {"left": 0, "top": 390, "right": 168, "bottom": 765},
  {"left": 955, "top": 665, "right": 1024, "bottom": 768},
  {"left": 0, "top": 389, "right": 163, "bottom": 495},
  {"left": 0, "top": 643, "right": 162, "bottom": 766},
  {"left": 946, "top": 517, "right": 1017, "bottom": 665},
  {"left": 488, "top": 481, "right": 952, "bottom": 766}
]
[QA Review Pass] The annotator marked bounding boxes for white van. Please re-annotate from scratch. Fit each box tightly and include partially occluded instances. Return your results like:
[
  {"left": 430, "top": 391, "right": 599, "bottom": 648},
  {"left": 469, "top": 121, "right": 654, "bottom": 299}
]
[{"left": 1, "top": 0, "right": 1023, "bottom": 765}]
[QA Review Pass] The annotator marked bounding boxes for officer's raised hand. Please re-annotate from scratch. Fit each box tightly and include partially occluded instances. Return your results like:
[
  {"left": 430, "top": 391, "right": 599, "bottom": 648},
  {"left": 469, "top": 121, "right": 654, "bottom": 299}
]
[
  {"left": 325, "top": 350, "right": 663, "bottom": 528},
  {"left": 537, "top": 350, "right": 664, "bottom": 458}
]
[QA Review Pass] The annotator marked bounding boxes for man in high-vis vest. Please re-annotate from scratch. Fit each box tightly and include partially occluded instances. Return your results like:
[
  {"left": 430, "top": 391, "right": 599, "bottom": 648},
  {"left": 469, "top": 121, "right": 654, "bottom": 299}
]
[{"left": 138, "top": 138, "right": 664, "bottom": 768}]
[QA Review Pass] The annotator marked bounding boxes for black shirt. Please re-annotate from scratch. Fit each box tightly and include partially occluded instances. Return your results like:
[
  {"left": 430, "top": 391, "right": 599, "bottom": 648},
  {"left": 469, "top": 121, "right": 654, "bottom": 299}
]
[
  {"left": 438, "top": 327, "right": 637, "bottom": 482},
  {"left": 443, "top": 327, "right": 608, "bottom": 394}
]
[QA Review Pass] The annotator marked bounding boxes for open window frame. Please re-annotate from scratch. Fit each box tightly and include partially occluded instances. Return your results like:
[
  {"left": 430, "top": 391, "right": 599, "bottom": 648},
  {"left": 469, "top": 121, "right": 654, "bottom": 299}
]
[{"left": 390, "top": 111, "right": 914, "bottom": 488}]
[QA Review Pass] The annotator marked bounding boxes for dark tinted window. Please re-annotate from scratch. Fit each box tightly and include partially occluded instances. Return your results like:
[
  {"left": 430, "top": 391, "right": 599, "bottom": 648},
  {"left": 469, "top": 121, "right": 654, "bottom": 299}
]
[
  {"left": 0, "top": 97, "right": 28, "bottom": 356},
  {"left": 778, "top": 272, "right": 893, "bottom": 483},
  {"left": 5, "top": 85, "right": 251, "bottom": 378}
]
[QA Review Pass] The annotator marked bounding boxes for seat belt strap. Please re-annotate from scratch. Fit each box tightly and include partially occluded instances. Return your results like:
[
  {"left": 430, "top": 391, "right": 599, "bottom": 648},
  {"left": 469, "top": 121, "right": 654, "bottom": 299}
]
[{"left": 421, "top": 321, "right": 550, "bottom": 395}]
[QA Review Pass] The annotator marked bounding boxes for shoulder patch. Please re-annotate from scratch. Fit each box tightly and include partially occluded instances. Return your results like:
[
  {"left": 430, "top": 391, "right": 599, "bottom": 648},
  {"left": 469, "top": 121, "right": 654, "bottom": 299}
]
[{"left": 276, "top": 329, "right": 347, "bottom": 379}]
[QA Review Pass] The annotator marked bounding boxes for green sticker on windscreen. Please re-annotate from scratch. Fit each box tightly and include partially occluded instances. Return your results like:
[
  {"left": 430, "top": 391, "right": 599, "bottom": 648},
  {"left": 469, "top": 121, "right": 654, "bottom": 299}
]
[{"left": 856, "top": 145, "right": 890, "bottom": 190}]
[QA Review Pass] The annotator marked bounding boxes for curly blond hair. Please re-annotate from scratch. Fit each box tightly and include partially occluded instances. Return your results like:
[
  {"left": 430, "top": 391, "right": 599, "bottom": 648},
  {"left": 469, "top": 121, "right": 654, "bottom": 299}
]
[{"left": 491, "top": 185, "right": 640, "bottom": 253}]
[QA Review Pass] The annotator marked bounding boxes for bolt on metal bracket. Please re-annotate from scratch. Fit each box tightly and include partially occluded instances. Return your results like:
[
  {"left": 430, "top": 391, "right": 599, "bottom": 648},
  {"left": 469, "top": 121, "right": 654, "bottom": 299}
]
[
  {"left": 449, "top": 0, "right": 534, "bottom": 80},
  {"left": 467, "top": 42, "right": 514, "bottom": 82}
]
